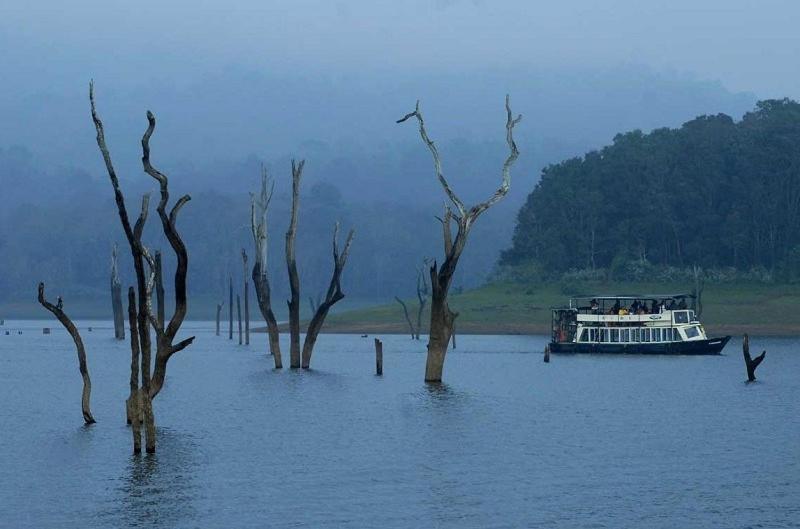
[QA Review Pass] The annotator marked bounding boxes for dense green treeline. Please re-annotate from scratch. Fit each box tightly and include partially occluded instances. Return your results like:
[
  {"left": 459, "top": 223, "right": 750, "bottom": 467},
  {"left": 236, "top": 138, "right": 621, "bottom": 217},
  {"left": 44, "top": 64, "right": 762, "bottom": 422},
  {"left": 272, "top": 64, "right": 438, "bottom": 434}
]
[{"left": 502, "top": 99, "right": 800, "bottom": 281}]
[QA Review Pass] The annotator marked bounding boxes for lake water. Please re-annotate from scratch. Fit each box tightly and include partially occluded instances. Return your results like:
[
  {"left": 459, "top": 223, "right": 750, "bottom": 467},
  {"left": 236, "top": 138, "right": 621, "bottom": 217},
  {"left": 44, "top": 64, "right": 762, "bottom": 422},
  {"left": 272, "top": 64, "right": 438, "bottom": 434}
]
[{"left": 1, "top": 320, "right": 798, "bottom": 528}]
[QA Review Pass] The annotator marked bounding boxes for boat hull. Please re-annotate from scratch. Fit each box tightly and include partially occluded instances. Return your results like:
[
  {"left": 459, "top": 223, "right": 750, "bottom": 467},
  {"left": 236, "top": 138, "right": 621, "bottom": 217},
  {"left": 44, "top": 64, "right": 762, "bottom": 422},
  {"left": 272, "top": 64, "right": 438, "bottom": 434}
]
[{"left": 549, "top": 336, "right": 730, "bottom": 355}]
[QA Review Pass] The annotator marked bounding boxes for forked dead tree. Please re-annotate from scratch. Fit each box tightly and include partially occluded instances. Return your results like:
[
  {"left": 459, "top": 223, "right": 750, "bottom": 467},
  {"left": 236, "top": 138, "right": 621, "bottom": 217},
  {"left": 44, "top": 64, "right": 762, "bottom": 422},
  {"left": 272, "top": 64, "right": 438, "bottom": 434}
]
[
  {"left": 37, "top": 282, "right": 96, "bottom": 425},
  {"left": 394, "top": 296, "right": 416, "bottom": 338},
  {"left": 91, "top": 83, "right": 195, "bottom": 453},
  {"left": 110, "top": 243, "right": 125, "bottom": 340},
  {"left": 397, "top": 95, "right": 521, "bottom": 382},
  {"left": 286, "top": 160, "right": 304, "bottom": 368},
  {"left": 301, "top": 222, "right": 355, "bottom": 368},
  {"left": 250, "top": 167, "right": 282, "bottom": 367},
  {"left": 742, "top": 334, "right": 766, "bottom": 382}
]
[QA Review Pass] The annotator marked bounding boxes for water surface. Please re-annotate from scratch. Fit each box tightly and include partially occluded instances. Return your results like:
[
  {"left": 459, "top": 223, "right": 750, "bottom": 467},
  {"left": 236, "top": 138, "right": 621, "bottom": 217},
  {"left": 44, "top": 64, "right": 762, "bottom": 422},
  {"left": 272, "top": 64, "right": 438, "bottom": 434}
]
[{"left": 1, "top": 320, "right": 798, "bottom": 528}]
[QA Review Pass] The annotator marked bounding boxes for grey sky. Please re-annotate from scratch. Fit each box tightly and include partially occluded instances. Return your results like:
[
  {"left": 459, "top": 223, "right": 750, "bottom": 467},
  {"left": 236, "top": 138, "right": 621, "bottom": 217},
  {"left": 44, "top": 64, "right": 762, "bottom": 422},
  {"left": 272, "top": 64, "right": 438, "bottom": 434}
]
[{"left": 3, "top": 0, "right": 799, "bottom": 96}]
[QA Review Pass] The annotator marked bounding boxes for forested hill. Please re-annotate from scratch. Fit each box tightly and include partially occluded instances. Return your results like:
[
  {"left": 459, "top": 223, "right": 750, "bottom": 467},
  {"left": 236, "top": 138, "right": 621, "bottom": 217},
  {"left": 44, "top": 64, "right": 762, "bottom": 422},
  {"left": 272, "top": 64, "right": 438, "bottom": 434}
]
[{"left": 501, "top": 99, "right": 800, "bottom": 280}]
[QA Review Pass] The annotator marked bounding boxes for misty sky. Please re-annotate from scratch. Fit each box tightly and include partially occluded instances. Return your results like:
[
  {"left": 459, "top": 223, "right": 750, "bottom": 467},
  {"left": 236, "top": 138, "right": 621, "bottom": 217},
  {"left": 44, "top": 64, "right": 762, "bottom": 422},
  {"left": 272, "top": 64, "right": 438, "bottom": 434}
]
[{"left": 4, "top": 0, "right": 798, "bottom": 94}]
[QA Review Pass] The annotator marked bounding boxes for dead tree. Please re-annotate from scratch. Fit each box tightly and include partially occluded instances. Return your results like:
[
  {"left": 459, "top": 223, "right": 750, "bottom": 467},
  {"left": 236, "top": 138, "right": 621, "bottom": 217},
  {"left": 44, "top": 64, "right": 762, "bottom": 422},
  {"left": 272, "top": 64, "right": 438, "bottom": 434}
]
[
  {"left": 242, "top": 249, "right": 250, "bottom": 345},
  {"left": 397, "top": 95, "right": 521, "bottom": 382},
  {"left": 250, "top": 167, "right": 282, "bottom": 367},
  {"left": 237, "top": 294, "right": 243, "bottom": 345},
  {"left": 37, "top": 282, "right": 96, "bottom": 425},
  {"left": 394, "top": 296, "right": 416, "bottom": 338},
  {"left": 228, "top": 276, "right": 233, "bottom": 340},
  {"left": 155, "top": 250, "right": 165, "bottom": 328},
  {"left": 742, "top": 334, "right": 766, "bottom": 382},
  {"left": 126, "top": 287, "right": 142, "bottom": 452},
  {"left": 215, "top": 302, "right": 224, "bottom": 336},
  {"left": 286, "top": 160, "right": 304, "bottom": 368},
  {"left": 415, "top": 264, "right": 430, "bottom": 339},
  {"left": 301, "top": 223, "right": 355, "bottom": 368},
  {"left": 110, "top": 243, "right": 125, "bottom": 340},
  {"left": 91, "top": 83, "right": 194, "bottom": 453},
  {"left": 692, "top": 265, "right": 705, "bottom": 317}
]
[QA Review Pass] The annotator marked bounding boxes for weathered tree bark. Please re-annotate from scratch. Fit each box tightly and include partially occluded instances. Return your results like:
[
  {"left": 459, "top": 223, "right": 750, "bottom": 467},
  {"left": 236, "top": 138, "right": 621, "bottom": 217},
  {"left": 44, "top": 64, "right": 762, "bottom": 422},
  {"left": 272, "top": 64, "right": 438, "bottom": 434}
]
[
  {"left": 301, "top": 223, "right": 355, "bottom": 369},
  {"left": 155, "top": 250, "right": 165, "bottom": 328},
  {"left": 397, "top": 96, "right": 521, "bottom": 382},
  {"left": 215, "top": 302, "right": 223, "bottom": 336},
  {"left": 394, "top": 296, "right": 416, "bottom": 338},
  {"left": 229, "top": 276, "right": 233, "bottom": 340},
  {"left": 242, "top": 249, "right": 250, "bottom": 345},
  {"left": 451, "top": 322, "right": 456, "bottom": 350},
  {"left": 375, "top": 338, "right": 383, "bottom": 375},
  {"left": 126, "top": 287, "right": 142, "bottom": 452},
  {"left": 237, "top": 294, "right": 243, "bottom": 345},
  {"left": 286, "top": 160, "right": 304, "bottom": 368},
  {"left": 415, "top": 265, "right": 429, "bottom": 340},
  {"left": 742, "top": 334, "right": 766, "bottom": 382},
  {"left": 91, "top": 84, "right": 195, "bottom": 453},
  {"left": 111, "top": 243, "right": 125, "bottom": 340},
  {"left": 250, "top": 167, "right": 282, "bottom": 367},
  {"left": 37, "top": 282, "right": 96, "bottom": 425}
]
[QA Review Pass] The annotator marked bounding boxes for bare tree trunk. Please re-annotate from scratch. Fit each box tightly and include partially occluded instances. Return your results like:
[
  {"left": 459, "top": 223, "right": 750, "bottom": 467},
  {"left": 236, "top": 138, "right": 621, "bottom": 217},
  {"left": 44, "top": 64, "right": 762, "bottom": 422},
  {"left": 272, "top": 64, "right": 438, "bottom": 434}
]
[
  {"left": 126, "top": 287, "right": 142, "bottom": 452},
  {"left": 229, "top": 276, "right": 233, "bottom": 340},
  {"left": 394, "top": 296, "right": 416, "bottom": 338},
  {"left": 215, "top": 302, "right": 223, "bottom": 336},
  {"left": 38, "top": 283, "right": 96, "bottom": 425},
  {"left": 301, "top": 224, "right": 355, "bottom": 368},
  {"left": 398, "top": 96, "right": 521, "bottom": 382},
  {"left": 286, "top": 160, "right": 304, "bottom": 368},
  {"left": 250, "top": 167, "right": 282, "bottom": 367},
  {"left": 451, "top": 321, "right": 456, "bottom": 350},
  {"left": 111, "top": 243, "right": 125, "bottom": 340},
  {"left": 242, "top": 249, "right": 250, "bottom": 345},
  {"left": 237, "top": 294, "right": 243, "bottom": 345},
  {"left": 742, "top": 334, "right": 766, "bottom": 382},
  {"left": 155, "top": 250, "right": 165, "bottom": 329}
]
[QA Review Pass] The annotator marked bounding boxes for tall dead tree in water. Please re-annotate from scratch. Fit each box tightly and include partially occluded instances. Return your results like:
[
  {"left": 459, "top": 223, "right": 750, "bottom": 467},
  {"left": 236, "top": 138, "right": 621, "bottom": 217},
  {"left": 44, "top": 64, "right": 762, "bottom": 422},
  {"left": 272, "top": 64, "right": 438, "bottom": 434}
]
[
  {"left": 394, "top": 296, "right": 416, "bottom": 338},
  {"left": 91, "top": 83, "right": 194, "bottom": 453},
  {"left": 397, "top": 96, "right": 521, "bottom": 382},
  {"left": 241, "top": 249, "right": 250, "bottom": 345},
  {"left": 286, "top": 160, "right": 304, "bottom": 368},
  {"left": 250, "top": 168, "right": 282, "bottom": 367},
  {"left": 110, "top": 243, "right": 125, "bottom": 340},
  {"left": 301, "top": 223, "right": 355, "bottom": 368},
  {"left": 154, "top": 250, "right": 165, "bottom": 328},
  {"left": 38, "top": 282, "right": 96, "bottom": 425},
  {"left": 742, "top": 334, "right": 766, "bottom": 382}
]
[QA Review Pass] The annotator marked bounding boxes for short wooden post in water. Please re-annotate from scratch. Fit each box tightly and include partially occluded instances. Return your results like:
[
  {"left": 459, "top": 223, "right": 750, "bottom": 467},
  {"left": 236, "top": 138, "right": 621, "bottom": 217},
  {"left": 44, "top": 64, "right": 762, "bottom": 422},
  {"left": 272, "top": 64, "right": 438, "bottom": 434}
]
[
  {"left": 742, "top": 333, "right": 765, "bottom": 382},
  {"left": 215, "top": 302, "right": 223, "bottom": 336},
  {"left": 375, "top": 338, "right": 383, "bottom": 376},
  {"left": 544, "top": 344, "right": 551, "bottom": 363}
]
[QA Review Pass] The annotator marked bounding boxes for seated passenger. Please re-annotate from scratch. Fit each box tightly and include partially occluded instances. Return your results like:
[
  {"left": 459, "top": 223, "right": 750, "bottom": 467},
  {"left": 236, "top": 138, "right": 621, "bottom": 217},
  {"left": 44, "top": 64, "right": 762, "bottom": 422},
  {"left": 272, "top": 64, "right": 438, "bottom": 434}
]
[
  {"left": 590, "top": 299, "right": 599, "bottom": 312},
  {"left": 678, "top": 299, "right": 687, "bottom": 310}
]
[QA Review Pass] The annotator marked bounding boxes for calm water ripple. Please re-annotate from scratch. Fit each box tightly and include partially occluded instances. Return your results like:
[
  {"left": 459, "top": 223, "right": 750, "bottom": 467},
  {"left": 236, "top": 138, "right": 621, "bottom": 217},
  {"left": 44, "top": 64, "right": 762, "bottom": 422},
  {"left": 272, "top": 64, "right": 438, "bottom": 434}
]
[{"left": 0, "top": 320, "right": 798, "bottom": 528}]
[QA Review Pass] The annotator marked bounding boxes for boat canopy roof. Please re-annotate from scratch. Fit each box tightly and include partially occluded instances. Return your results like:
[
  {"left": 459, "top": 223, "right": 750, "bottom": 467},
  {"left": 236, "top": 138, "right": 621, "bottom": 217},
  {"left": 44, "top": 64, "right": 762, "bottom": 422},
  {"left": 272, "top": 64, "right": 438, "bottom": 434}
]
[{"left": 571, "top": 294, "right": 695, "bottom": 301}]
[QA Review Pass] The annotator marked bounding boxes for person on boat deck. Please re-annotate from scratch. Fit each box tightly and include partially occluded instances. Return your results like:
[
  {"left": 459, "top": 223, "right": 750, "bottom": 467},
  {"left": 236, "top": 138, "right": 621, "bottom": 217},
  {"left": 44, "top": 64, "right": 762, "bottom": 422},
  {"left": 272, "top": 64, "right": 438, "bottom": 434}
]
[
  {"left": 678, "top": 298, "right": 688, "bottom": 310},
  {"left": 590, "top": 299, "right": 599, "bottom": 312},
  {"left": 631, "top": 299, "right": 641, "bottom": 313},
  {"left": 618, "top": 307, "right": 629, "bottom": 316},
  {"left": 667, "top": 299, "right": 677, "bottom": 310},
  {"left": 610, "top": 300, "right": 621, "bottom": 315},
  {"left": 650, "top": 300, "right": 660, "bottom": 313}
]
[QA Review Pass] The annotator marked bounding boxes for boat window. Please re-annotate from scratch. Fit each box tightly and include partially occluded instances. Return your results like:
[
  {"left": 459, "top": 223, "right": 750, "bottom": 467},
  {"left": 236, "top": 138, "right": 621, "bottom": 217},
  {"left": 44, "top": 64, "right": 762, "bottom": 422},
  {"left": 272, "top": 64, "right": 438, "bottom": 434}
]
[
  {"left": 611, "top": 329, "right": 619, "bottom": 342},
  {"left": 674, "top": 311, "right": 689, "bottom": 324},
  {"left": 622, "top": 329, "right": 630, "bottom": 342},
  {"left": 652, "top": 328, "right": 661, "bottom": 342},
  {"left": 689, "top": 310, "right": 696, "bottom": 321},
  {"left": 685, "top": 326, "right": 700, "bottom": 339},
  {"left": 632, "top": 328, "right": 640, "bottom": 342},
  {"left": 642, "top": 328, "right": 650, "bottom": 342},
  {"left": 579, "top": 329, "right": 588, "bottom": 342},
  {"left": 590, "top": 328, "right": 599, "bottom": 342},
  {"left": 600, "top": 329, "right": 609, "bottom": 342}
]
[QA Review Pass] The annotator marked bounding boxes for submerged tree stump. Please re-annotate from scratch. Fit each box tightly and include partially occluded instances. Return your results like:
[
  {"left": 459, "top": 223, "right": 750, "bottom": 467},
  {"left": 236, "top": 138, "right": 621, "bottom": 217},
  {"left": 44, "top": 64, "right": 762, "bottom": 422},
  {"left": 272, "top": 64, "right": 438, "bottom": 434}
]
[
  {"left": 375, "top": 338, "right": 383, "bottom": 376},
  {"left": 215, "top": 302, "right": 223, "bottom": 336},
  {"left": 742, "top": 334, "right": 765, "bottom": 382},
  {"left": 544, "top": 344, "right": 551, "bottom": 363}
]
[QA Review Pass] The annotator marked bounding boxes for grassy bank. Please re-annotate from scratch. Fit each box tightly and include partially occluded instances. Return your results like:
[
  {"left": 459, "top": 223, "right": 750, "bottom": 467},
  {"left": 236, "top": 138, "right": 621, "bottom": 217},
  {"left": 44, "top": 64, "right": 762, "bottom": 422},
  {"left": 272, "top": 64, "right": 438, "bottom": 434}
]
[{"left": 324, "top": 281, "right": 800, "bottom": 336}]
